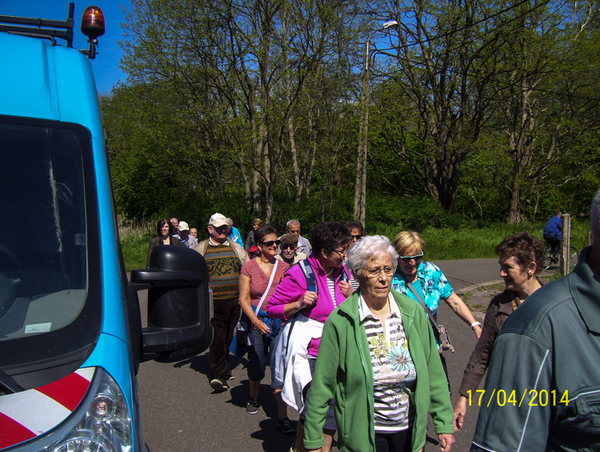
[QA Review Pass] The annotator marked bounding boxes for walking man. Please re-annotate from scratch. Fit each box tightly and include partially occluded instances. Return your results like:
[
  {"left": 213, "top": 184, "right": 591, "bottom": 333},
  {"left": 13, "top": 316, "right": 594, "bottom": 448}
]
[
  {"left": 177, "top": 221, "right": 197, "bottom": 249},
  {"left": 226, "top": 217, "right": 244, "bottom": 248},
  {"left": 195, "top": 213, "right": 248, "bottom": 391},
  {"left": 285, "top": 219, "right": 312, "bottom": 256},
  {"left": 276, "top": 233, "right": 306, "bottom": 266}
]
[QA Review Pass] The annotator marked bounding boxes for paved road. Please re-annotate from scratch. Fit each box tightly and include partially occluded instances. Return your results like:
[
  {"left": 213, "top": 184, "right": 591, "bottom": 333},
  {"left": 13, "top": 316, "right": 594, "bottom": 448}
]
[{"left": 137, "top": 258, "right": 502, "bottom": 451}]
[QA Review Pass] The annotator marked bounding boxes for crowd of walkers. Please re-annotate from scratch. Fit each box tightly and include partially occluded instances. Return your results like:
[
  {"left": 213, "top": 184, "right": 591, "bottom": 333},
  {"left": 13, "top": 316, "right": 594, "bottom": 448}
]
[{"left": 146, "top": 193, "right": 600, "bottom": 452}]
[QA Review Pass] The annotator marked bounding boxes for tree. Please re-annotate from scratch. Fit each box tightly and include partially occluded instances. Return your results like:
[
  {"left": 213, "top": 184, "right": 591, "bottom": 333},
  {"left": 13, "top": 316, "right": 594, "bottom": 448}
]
[
  {"left": 119, "top": 0, "right": 365, "bottom": 223},
  {"left": 366, "top": 0, "right": 500, "bottom": 213},
  {"left": 488, "top": 0, "right": 600, "bottom": 222}
]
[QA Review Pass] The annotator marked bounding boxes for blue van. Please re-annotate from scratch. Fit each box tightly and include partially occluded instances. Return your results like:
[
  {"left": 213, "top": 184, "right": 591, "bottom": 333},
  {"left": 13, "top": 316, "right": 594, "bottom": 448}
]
[{"left": 0, "top": 5, "right": 212, "bottom": 451}]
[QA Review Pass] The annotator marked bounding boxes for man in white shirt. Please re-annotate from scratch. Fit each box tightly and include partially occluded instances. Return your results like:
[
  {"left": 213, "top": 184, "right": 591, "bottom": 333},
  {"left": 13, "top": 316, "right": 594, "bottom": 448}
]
[
  {"left": 178, "top": 221, "right": 198, "bottom": 249},
  {"left": 285, "top": 219, "right": 312, "bottom": 256}
]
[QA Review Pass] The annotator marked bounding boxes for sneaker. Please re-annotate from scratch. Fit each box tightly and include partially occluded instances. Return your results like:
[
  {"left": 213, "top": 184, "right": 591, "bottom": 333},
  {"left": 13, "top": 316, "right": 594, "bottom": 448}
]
[
  {"left": 277, "top": 417, "right": 295, "bottom": 434},
  {"left": 246, "top": 398, "right": 260, "bottom": 414},
  {"left": 210, "top": 377, "right": 228, "bottom": 392}
]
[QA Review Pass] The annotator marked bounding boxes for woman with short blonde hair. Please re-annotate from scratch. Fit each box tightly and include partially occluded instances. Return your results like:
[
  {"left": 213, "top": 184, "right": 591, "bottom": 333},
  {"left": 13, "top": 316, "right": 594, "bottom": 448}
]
[
  {"left": 391, "top": 231, "right": 480, "bottom": 333},
  {"left": 391, "top": 230, "right": 483, "bottom": 390},
  {"left": 393, "top": 231, "right": 426, "bottom": 256}
]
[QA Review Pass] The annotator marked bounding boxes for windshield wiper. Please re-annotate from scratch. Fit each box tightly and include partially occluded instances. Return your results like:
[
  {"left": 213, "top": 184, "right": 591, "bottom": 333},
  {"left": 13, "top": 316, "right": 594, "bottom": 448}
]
[{"left": 0, "top": 367, "right": 24, "bottom": 393}]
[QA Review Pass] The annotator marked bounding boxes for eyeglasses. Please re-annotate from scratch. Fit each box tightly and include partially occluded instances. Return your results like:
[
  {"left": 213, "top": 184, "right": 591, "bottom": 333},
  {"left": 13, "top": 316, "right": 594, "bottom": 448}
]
[
  {"left": 351, "top": 234, "right": 362, "bottom": 241},
  {"left": 364, "top": 266, "right": 394, "bottom": 278},
  {"left": 282, "top": 244, "right": 296, "bottom": 250},
  {"left": 260, "top": 240, "right": 281, "bottom": 247},
  {"left": 399, "top": 253, "right": 424, "bottom": 263},
  {"left": 330, "top": 248, "right": 348, "bottom": 257}
]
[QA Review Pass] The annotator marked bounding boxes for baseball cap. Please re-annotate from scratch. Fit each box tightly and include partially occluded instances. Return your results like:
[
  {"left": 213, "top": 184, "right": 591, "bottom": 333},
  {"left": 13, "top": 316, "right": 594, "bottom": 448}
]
[
  {"left": 178, "top": 221, "right": 190, "bottom": 231},
  {"left": 208, "top": 213, "right": 228, "bottom": 227}
]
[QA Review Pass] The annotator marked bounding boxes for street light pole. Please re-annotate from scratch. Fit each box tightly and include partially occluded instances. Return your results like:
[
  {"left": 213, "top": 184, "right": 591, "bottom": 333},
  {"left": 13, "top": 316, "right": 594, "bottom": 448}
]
[{"left": 353, "top": 21, "right": 398, "bottom": 228}]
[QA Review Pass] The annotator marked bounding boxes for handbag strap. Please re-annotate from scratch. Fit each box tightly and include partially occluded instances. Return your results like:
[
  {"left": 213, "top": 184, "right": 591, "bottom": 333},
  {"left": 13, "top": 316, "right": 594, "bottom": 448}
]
[
  {"left": 299, "top": 259, "right": 318, "bottom": 294},
  {"left": 255, "top": 259, "right": 279, "bottom": 315},
  {"left": 407, "top": 282, "right": 441, "bottom": 332}
]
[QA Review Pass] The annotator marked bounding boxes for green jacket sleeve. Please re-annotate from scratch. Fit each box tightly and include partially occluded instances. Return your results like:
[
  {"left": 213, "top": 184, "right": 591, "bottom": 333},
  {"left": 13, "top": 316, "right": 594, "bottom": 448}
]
[{"left": 412, "top": 302, "right": 454, "bottom": 435}]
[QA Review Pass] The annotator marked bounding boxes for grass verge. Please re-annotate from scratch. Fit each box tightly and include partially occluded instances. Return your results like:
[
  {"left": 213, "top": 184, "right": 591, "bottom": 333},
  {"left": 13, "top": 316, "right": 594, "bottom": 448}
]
[
  {"left": 119, "top": 219, "right": 590, "bottom": 273},
  {"left": 119, "top": 217, "right": 155, "bottom": 272}
]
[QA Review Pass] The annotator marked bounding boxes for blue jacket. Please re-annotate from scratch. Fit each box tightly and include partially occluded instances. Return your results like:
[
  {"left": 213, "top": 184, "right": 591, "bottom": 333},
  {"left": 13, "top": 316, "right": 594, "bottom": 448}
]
[
  {"left": 229, "top": 226, "right": 244, "bottom": 247},
  {"left": 471, "top": 246, "right": 600, "bottom": 451},
  {"left": 543, "top": 215, "right": 562, "bottom": 240}
]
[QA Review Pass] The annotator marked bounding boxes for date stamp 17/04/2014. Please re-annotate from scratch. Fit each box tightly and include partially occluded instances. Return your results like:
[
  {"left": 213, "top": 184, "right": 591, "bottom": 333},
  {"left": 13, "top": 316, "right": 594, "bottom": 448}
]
[{"left": 466, "top": 389, "right": 569, "bottom": 407}]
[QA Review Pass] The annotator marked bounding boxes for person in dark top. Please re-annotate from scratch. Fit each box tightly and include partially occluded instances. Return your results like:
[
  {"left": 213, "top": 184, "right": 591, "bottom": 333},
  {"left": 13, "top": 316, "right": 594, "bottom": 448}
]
[
  {"left": 146, "top": 217, "right": 182, "bottom": 268},
  {"left": 543, "top": 210, "right": 562, "bottom": 258},
  {"left": 453, "top": 232, "right": 544, "bottom": 432}
]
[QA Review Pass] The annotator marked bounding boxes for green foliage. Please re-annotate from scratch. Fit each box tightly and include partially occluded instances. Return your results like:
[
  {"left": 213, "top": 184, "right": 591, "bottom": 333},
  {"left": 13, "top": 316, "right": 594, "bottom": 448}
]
[
  {"left": 101, "top": 84, "right": 194, "bottom": 218},
  {"left": 366, "top": 194, "right": 458, "bottom": 236},
  {"left": 104, "top": 0, "right": 600, "bottom": 230}
]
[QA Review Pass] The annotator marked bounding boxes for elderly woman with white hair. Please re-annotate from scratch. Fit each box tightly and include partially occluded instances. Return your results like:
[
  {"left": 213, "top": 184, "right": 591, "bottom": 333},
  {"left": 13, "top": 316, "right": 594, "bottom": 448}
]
[{"left": 303, "top": 235, "right": 455, "bottom": 452}]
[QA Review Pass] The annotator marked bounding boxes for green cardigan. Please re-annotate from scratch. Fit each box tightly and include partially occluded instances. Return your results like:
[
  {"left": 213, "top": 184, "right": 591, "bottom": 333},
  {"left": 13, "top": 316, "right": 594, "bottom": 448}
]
[{"left": 303, "top": 289, "right": 454, "bottom": 452}]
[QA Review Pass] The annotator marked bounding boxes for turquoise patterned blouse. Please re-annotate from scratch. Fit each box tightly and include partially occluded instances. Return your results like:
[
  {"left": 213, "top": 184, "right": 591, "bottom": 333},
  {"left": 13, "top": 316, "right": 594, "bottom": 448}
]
[{"left": 391, "top": 261, "right": 454, "bottom": 319}]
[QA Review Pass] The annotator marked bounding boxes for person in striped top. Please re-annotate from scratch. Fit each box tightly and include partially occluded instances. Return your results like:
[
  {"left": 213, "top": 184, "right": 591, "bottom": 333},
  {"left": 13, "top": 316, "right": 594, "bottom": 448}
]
[{"left": 303, "top": 235, "right": 455, "bottom": 452}]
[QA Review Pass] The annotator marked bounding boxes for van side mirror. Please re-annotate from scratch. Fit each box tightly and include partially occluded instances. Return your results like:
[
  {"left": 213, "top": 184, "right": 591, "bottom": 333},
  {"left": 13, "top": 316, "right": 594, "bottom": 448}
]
[{"left": 130, "top": 246, "right": 212, "bottom": 362}]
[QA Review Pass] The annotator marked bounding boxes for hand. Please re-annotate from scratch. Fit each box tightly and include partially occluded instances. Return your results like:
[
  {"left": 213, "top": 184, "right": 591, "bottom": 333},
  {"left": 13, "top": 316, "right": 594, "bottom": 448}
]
[
  {"left": 299, "top": 290, "right": 318, "bottom": 309},
  {"left": 438, "top": 433, "right": 455, "bottom": 452},
  {"left": 473, "top": 323, "right": 483, "bottom": 339},
  {"left": 339, "top": 280, "right": 354, "bottom": 297},
  {"left": 253, "top": 319, "right": 271, "bottom": 335},
  {"left": 453, "top": 396, "right": 468, "bottom": 432}
]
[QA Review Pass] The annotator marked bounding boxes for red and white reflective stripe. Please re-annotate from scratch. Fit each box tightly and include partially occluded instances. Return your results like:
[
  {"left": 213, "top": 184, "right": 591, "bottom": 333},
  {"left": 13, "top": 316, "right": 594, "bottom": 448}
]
[{"left": 0, "top": 367, "right": 95, "bottom": 449}]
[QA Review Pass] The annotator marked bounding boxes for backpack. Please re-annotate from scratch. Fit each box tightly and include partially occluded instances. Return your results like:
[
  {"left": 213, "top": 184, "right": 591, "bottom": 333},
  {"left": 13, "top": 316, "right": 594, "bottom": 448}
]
[{"left": 297, "top": 259, "right": 349, "bottom": 295}]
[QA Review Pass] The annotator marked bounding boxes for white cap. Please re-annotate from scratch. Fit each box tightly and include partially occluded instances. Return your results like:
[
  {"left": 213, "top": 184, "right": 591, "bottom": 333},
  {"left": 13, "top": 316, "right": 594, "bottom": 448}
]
[
  {"left": 208, "top": 213, "right": 228, "bottom": 227},
  {"left": 178, "top": 221, "right": 190, "bottom": 231}
]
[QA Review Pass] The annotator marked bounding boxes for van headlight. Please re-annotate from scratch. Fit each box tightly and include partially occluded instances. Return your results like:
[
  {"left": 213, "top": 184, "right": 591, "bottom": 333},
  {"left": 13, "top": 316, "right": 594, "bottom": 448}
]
[{"left": 44, "top": 368, "right": 132, "bottom": 452}]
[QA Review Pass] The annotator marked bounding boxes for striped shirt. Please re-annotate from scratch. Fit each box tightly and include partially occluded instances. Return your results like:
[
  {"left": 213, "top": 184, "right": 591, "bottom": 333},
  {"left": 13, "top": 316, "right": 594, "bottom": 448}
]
[
  {"left": 327, "top": 276, "right": 338, "bottom": 308},
  {"left": 359, "top": 293, "right": 417, "bottom": 432}
]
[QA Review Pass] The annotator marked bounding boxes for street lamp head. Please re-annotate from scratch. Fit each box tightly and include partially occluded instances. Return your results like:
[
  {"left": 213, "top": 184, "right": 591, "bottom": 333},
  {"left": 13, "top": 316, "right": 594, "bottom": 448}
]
[{"left": 383, "top": 20, "right": 398, "bottom": 29}]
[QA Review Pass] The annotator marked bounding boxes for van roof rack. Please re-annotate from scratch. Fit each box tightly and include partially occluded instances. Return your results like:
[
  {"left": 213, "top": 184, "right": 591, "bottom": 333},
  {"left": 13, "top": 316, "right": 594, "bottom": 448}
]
[{"left": 0, "top": 2, "right": 74, "bottom": 47}]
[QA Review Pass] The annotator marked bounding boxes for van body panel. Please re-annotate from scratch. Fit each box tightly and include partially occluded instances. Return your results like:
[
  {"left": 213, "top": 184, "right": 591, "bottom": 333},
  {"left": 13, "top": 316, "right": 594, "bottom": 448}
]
[{"left": 0, "top": 7, "right": 210, "bottom": 451}]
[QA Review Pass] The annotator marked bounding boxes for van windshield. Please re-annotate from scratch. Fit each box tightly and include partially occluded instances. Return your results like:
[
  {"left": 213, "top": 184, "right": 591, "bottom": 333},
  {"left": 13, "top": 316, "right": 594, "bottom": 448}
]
[{"left": 0, "top": 117, "right": 101, "bottom": 384}]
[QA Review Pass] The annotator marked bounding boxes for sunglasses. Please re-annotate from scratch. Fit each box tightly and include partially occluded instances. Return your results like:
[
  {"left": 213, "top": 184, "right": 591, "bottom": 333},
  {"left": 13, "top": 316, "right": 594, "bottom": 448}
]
[
  {"left": 399, "top": 253, "right": 424, "bottom": 263},
  {"left": 282, "top": 244, "right": 297, "bottom": 250},
  {"left": 260, "top": 240, "right": 281, "bottom": 247}
]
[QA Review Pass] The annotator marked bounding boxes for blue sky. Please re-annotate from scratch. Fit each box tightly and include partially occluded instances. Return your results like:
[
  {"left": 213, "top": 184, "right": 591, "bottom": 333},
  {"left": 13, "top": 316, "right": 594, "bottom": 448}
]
[{"left": 2, "top": 0, "right": 129, "bottom": 94}]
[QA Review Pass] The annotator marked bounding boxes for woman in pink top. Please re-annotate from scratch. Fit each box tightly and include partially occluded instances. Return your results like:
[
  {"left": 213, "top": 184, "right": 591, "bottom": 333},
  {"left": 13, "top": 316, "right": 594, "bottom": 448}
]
[
  {"left": 239, "top": 225, "right": 291, "bottom": 431},
  {"left": 268, "top": 222, "right": 354, "bottom": 452}
]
